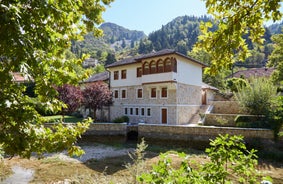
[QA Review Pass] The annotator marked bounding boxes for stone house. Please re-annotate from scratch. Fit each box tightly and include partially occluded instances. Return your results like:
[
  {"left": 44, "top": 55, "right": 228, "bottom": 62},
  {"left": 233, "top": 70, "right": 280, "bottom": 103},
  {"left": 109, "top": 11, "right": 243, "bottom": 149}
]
[{"left": 106, "top": 49, "right": 214, "bottom": 125}]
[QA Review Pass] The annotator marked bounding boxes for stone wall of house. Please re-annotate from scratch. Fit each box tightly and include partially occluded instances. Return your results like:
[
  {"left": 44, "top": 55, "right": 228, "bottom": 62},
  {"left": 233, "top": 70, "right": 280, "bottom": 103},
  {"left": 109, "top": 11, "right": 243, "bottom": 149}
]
[
  {"left": 176, "top": 83, "right": 202, "bottom": 124},
  {"left": 211, "top": 101, "right": 242, "bottom": 114},
  {"left": 177, "top": 83, "right": 202, "bottom": 104}
]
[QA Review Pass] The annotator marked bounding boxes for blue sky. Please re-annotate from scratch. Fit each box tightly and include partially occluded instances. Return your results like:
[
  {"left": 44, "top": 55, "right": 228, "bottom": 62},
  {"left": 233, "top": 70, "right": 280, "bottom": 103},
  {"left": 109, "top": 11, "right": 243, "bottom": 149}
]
[
  {"left": 103, "top": 1, "right": 283, "bottom": 35},
  {"left": 103, "top": 0, "right": 207, "bottom": 35}
]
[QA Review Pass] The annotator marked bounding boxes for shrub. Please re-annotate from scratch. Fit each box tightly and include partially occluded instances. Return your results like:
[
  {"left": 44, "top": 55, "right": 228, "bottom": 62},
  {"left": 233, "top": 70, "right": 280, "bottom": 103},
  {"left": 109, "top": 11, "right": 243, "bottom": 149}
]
[
  {"left": 235, "top": 78, "right": 277, "bottom": 115},
  {"left": 138, "top": 134, "right": 266, "bottom": 184},
  {"left": 234, "top": 115, "right": 270, "bottom": 128},
  {"left": 113, "top": 116, "right": 129, "bottom": 123},
  {"left": 226, "top": 77, "right": 248, "bottom": 92}
]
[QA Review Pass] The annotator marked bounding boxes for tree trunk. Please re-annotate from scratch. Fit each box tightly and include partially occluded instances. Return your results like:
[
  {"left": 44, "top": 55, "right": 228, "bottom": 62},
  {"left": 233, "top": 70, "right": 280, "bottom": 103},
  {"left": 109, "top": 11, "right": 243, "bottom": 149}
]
[{"left": 93, "top": 107, "right": 97, "bottom": 121}]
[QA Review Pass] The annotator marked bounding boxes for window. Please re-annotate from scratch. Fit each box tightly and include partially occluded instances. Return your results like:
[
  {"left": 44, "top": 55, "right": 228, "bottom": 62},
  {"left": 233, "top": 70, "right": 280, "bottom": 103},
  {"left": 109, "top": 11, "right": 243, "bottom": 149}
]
[
  {"left": 157, "top": 59, "right": 164, "bottom": 73},
  {"left": 137, "top": 67, "right": 142, "bottom": 77},
  {"left": 114, "top": 71, "right": 119, "bottom": 80},
  {"left": 114, "top": 90, "right": 119, "bottom": 99},
  {"left": 124, "top": 108, "right": 128, "bottom": 115},
  {"left": 137, "top": 88, "right": 143, "bottom": 99},
  {"left": 143, "top": 62, "right": 149, "bottom": 75},
  {"left": 130, "top": 108, "right": 133, "bottom": 115},
  {"left": 161, "top": 87, "right": 168, "bottom": 98},
  {"left": 121, "top": 89, "right": 127, "bottom": 99},
  {"left": 135, "top": 108, "right": 139, "bottom": 115},
  {"left": 151, "top": 88, "right": 156, "bottom": 98},
  {"left": 141, "top": 108, "right": 145, "bottom": 116},
  {"left": 150, "top": 61, "right": 156, "bottom": 74},
  {"left": 172, "top": 58, "right": 177, "bottom": 72},
  {"left": 164, "top": 58, "right": 172, "bottom": 72},
  {"left": 121, "top": 69, "right": 127, "bottom": 79},
  {"left": 147, "top": 108, "right": 151, "bottom": 117}
]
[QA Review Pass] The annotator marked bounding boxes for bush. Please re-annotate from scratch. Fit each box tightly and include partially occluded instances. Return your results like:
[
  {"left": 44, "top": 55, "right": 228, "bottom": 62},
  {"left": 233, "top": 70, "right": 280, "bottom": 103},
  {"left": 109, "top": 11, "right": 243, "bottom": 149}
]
[
  {"left": 235, "top": 115, "right": 270, "bottom": 128},
  {"left": 226, "top": 77, "right": 248, "bottom": 92},
  {"left": 113, "top": 116, "right": 129, "bottom": 123},
  {"left": 235, "top": 78, "right": 277, "bottom": 115},
  {"left": 138, "top": 134, "right": 265, "bottom": 184}
]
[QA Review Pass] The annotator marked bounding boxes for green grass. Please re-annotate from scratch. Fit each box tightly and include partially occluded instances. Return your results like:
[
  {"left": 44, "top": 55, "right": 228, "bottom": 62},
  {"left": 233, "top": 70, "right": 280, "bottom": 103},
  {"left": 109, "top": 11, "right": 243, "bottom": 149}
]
[{"left": 43, "top": 115, "right": 84, "bottom": 123}]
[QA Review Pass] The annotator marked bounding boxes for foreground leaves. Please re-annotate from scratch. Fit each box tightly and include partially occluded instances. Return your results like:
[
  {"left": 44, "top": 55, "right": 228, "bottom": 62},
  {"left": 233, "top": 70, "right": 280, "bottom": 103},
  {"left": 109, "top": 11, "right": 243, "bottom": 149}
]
[
  {"left": 195, "top": 0, "right": 282, "bottom": 74},
  {"left": 0, "top": 0, "right": 113, "bottom": 157}
]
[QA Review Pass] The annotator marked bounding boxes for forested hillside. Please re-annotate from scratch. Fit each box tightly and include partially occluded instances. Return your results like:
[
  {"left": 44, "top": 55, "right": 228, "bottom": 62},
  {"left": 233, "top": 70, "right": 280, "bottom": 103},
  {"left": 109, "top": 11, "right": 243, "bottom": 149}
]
[
  {"left": 70, "top": 15, "right": 282, "bottom": 69},
  {"left": 138, "top": 15, "right": 214, "bottom": 55},
  {"left": 70, "top": 22, "right": 146, "bottom": 65}
]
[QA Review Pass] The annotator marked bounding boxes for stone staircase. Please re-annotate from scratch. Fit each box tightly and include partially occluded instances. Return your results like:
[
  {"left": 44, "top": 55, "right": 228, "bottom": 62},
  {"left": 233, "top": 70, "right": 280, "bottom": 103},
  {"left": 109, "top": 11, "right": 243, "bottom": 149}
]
[{"left": 188, "top": 105, "right": 210, "bottom": 125}]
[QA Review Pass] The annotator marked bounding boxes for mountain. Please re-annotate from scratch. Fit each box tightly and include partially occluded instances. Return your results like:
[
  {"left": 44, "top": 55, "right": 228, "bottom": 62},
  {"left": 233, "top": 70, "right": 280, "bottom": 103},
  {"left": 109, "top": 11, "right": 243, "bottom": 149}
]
[
  {"left": 71, "top": 22, "right": 146, "bottom": 61},
  {"left": 100, "top": 22, "right": 146, "bottom": 44},
  {"left": 71, "top": 16, "right": 282, "bottom": 69},
  {"left": 268, "top": 21, "right": 283, "bottom": 34}
]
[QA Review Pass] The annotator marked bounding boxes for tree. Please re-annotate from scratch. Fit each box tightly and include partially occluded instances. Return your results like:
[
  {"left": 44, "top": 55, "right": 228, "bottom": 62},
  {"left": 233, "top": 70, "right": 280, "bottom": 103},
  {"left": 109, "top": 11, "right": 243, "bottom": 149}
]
[
  {"left": 105, "top": 52, "right": 117, "bottom": 66},
  {"left": 195, "top": 0, "right": 282, "bottom": 74},
  {"left": 82, "top": 81, "right": 112, "bottom": 120},
  {"left": 235, "top": 78, "right": 277, "bottom": 115},
  {"left": 268, "top": 34, "right": 283, "bottom": 84},
  {"left": 0, "top": 0, "right": 113, "bottom": 158},
  {"left": 56, "top": 84, "right": 83, "bottom": 120}
]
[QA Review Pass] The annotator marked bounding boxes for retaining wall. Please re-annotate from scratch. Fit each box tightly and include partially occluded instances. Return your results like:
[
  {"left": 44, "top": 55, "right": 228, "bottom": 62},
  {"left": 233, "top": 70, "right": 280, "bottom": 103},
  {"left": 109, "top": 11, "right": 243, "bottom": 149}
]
[
  {"left": 84, "top": 123, "right": 127, "bottom": 136},
  {"left": 204, "top": 114, "right": 238, "bottom": 127},
  {"left": 138, "top": 124, "right": 273, "bottom": 147},
  {"left": 211, "top": 101, "right": 242, "bottom": 114}
]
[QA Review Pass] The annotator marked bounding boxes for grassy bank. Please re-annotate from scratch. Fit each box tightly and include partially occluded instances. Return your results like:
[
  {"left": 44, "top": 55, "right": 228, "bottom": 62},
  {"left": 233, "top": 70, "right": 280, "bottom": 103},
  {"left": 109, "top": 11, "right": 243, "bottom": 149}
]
[{"left": 43, "top": 115, "right": 84, "bottom": 123}]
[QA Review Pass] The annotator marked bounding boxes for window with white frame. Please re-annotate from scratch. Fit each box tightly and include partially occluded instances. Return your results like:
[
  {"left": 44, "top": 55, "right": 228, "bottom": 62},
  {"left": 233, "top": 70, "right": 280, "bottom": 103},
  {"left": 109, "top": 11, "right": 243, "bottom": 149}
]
[
  {"left": 124, "top": 108, "right": 128, "bottom": 115},
  {"left": 147, "top": 108, "right": 151, "bottom": 117},
  {"left": 141, "top": 107, "right": 145, "bottom": 116},
  {"left": 161, "top": 87, "right": 168, "bottom": 98},
  {"left": 130, "top": 108, "right": 133, "bottom": 115},
  {"left": 121, "top": 89, "right": 127, "bottom": 99},
  {"left": 114, "top": 90, "right": 119, "bottom": 99},
  {"left": 114, "top": 71, "right": 119, "bottom": 80},
  {"left": 135, "top": 108, "right": 139, "bottom": 115},
  {"left": 121, "top": 69, "right": 127, "bottom": 79},
  {"left": 137, "top": 88, "right": 143, "bottom": 99},
  {"left": 150, "top": 88, "right": 157, "bottom": 98}
]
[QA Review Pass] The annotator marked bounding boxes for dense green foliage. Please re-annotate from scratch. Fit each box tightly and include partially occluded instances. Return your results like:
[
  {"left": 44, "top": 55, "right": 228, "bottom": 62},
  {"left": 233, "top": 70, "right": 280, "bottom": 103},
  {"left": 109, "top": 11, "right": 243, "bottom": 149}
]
[
  {"left": 0, "top": 0, "right": 113, "bottom": 157},
  {"left": 235, "top": 78, "right": 277, "bottom": 115},
  {"left": 268, "top": 96, "right": 283, "bottom": 140},
  {"left": 138, "top": 134, "right": 262, "bottom": 184},
  {"left": 225, "top": 77, "right": 248, "bottom": 92},
  {"left": 196, "top": 0, "right": 282, "bottom": 74},
  {"left": 113, "top": 116, "right": 129, "bottom": 123},
  {"left": 138, "top": 16, "right": 213, "bottom": 55},
  {"left": 268, "top": 34, "right": 283, "bottom": 84},
  {"left": 235, "top": 115, "right": 269, "bottom": 129}
]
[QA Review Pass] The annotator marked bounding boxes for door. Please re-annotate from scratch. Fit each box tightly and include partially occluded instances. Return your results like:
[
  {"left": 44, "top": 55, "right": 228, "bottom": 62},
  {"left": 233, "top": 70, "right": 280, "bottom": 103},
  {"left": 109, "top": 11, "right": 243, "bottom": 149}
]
[
  {"left": 161, "top": 108, "right": 167, "bottom": 124},
  {"left": 202, "top": 90, "right": 207, "bottom": 105}
]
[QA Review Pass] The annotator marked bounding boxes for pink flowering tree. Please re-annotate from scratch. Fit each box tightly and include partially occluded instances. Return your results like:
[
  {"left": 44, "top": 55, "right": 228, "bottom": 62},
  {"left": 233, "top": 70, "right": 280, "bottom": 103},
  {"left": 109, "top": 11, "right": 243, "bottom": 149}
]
[
  {"left": 82, "top": 81, "right": 112, "bottom": 120},
  {"left": 56, "top": 84, "right": 83, "bottom": 120}
]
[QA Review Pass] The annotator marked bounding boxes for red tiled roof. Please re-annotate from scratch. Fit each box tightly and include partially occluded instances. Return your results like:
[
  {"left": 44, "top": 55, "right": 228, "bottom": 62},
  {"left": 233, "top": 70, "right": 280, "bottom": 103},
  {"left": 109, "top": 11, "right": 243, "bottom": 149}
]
[
  {"left": 227, "top": 67, "right": 275, "bottom": 78},
  {"left": 11, "top": 72, "right": 30, "bottom": 83},
  {"left": 83, "top": 71, "right": 109, "bottom": 83},
  {"left": 106, "top": 49, "right": 206, "bottom": 68}
]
